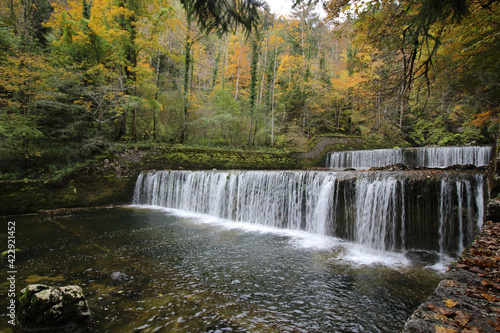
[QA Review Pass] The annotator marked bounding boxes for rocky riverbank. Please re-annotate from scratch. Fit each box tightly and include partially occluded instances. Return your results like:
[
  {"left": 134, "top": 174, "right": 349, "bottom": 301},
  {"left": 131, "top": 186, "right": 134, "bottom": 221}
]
[{"left": 402, "top": 218, "right": 500, "bottom": 333}]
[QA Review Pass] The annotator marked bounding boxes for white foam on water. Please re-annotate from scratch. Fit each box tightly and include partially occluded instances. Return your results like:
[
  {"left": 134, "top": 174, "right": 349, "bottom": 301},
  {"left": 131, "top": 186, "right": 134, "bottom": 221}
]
[
  {"left": 425, "top": 255, "right": 455, "bottom": 273},
  {"left": 129, "top": 204, "right": 413, "bottom": 268},
  {"left": 130, "top": 204, "right": 338, "bottom": 247},
  {"left": 339, "top": 242, "right": 410, "bottom": 267}
]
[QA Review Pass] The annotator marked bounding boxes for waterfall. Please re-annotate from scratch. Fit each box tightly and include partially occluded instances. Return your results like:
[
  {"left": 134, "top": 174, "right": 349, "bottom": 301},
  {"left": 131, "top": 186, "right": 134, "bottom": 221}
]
[
  {"left": 415, "top": 146, "right": 491, "bottom": 168},
  {"left": 134, "top": 171, "right": 340, "bottom": 233},
  {"left": 326, "top": 146, "right": 491, "bottom": 169},
  {"left": 133, "top": 170, "right": 485, "bottom": 256},
  {"left": 437, "top": 175, "right": 485, "bottom": 255},
  {"left": 327, "top": 149, "right": 404, "bottom": 170},
  {"left": 354, "top": 175, "right": 405, "bottom": 251}
]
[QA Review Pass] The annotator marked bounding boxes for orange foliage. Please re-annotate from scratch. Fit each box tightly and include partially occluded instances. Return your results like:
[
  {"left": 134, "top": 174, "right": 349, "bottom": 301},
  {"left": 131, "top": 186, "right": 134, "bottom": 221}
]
[
  {"left": 226, "top": 35, "right": 250, "bottom": 94},
  {"left": 471, "top": 110, "right": 496, "bottom": 128}
]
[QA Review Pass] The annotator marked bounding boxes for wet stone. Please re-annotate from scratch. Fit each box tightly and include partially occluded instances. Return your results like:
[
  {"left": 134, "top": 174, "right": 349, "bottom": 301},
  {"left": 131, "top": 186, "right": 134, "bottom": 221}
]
[
  {"left": 16, "top": 284, "right": 92, "bottom": 332},
  {"left": 486, "top": 199, "right": 500, "bottom": 222},
  {"left": 405, "top": 250, "right": 440, "bottom": 266},
  {"left": 371, "top": 163, "right": 413, "bottom": 171},
  {"left": 111, "top": 271, "right": 131, "bottom": 284}
]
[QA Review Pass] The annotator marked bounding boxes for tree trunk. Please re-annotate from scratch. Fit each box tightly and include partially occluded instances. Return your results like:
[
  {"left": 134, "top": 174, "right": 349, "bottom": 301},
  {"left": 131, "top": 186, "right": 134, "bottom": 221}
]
[
  {"left": 212, "top": 48, "right": 221, "bottom": 88},
  {"left": 399, "top": 83, "right": 405, "bottom": 130},
  {"left": 271, "top": 47, "right": 278, "bottom": 146},
  {"left": 234, "top": 46, "right": 241, "bottom": 99},
  {"left": 248, "top": 34, "right": 259, "bottom": 145},
  {"left": 153, "top": 51, "right": 162, "bottom": 141},
  {"left": 117, "top": 0, "right": 138, "bottom": 140},
  {"left": 182, "top": 17, "right": 192, "bottom": 145},
  {"left": 222, "top": 37, "right": 228, "bottom": 90},
  {"left": 259, "top": 37, "right": 268, "bottom": 108}
]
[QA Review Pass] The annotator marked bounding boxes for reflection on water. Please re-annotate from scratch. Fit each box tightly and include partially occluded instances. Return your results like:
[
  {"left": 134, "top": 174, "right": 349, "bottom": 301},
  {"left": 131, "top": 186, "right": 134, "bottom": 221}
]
[{"left": 0, "top": 207, "right": 443, "bottom": 332}]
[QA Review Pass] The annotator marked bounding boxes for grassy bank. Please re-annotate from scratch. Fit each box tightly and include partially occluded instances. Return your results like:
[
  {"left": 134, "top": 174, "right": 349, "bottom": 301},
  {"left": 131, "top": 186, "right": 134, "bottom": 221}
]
[{"left": 0, "top": 145, "right": 301, "bottom": 215}]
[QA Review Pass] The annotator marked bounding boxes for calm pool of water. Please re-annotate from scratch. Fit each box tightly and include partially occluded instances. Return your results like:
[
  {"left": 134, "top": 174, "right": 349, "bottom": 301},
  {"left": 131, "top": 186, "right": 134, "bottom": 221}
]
[{"left": 1, "top": 207, "right": 443, "bottom": 332}]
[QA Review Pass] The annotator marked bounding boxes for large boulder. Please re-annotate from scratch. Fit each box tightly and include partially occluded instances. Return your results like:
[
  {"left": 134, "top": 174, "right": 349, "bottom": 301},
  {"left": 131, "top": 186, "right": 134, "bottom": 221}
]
[{"left": 16, "top": 284, "right": 92, "bottom": 332}]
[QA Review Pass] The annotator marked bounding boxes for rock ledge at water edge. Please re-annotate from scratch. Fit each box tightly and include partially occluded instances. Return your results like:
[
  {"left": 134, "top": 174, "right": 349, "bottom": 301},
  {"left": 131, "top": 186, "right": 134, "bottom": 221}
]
[{"left": 402, "top": 220, "right": 500, "bottom": 333}]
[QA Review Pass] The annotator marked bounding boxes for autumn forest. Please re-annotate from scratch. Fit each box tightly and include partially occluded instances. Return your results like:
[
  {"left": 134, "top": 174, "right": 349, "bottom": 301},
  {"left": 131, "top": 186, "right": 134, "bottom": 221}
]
[{"left": 0, "top": 0, "right": 499, "bottom": 178}]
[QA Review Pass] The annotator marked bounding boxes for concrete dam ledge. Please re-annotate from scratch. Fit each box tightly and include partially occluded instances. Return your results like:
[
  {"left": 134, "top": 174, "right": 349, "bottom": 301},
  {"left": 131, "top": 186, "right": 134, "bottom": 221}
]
[{"left": 133, "top": 169, "right": 485, "bottom": 257}]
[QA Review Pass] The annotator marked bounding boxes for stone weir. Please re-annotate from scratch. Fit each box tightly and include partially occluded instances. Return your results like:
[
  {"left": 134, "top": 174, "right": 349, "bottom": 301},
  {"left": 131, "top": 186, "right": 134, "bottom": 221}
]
[
  {"left": 133, "top": 169, "right": 486, "bottom": 257},
  {"left": 326, "top": 146, "right": 492, "bottom": 170}
]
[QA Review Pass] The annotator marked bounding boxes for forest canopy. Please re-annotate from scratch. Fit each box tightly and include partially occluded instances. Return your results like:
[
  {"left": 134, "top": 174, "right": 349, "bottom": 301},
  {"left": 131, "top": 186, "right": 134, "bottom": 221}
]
[{"left": 0, "top": 0, "right": 498, "bottom": 178}]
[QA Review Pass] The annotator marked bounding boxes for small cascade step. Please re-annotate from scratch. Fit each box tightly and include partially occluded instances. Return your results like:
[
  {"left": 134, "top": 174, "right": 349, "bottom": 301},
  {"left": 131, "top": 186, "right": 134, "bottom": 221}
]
[{"left": 326, "top": 146, "right": 491, "bottom": 170}]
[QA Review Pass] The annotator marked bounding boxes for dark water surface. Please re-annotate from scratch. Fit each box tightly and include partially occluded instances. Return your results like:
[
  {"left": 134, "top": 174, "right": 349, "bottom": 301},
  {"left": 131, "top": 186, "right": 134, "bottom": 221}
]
[{"left": 1, "top": 207, "right": 443, "bottom": 332}]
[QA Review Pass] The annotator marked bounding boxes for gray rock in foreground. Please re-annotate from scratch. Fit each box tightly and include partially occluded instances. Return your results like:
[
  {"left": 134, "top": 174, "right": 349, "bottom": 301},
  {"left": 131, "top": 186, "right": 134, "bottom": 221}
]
[{"left": 16, "top": 284, "right": 92, "bottom": 332}]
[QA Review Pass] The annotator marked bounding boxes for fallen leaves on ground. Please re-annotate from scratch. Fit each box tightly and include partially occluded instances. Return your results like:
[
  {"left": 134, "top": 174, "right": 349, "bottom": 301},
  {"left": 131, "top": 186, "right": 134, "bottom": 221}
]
[
  {"left": 426, "top": 221, "right": 500, "bottom": 333},
  {"left": 432, "top": 306, "right": 472, "bottom": 328},
  {"left": 458, "top": 221, "right": 500, "bottom": 306},
  {"left": 435, "top": 326, "right": 458, "bottom": 333},
  {"left": 487, "top": 317, "right": 500, "bottom": 331},
  {"left": 444, "top": 299, "right": 458, "bottom": 308}
]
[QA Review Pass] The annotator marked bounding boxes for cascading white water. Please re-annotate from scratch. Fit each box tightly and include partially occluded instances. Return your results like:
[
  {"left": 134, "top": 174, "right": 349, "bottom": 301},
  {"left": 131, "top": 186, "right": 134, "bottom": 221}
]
[
  {"left": 133, "top": 170, "right": 485, "bottom": 255},
  {"left": 437, "top": 175, "right": 485, "bottom": 255},
  {"left": 134, "top": 171, "right": 340, "bottom": 233},
  {"left": 326, "top": 146, "right": 491, "bottom": 169},
  {"left": 354, "top": 175, "right": 404, "bottom": 251},
  {"left": 416, "top": 146, "right": 491, "bottom": 168},
  {"left": 327, "top": 149, "right": 405, "bottom": 170},
  {"left": 439, "top": 179, "right": 452, "bottom": 256}
]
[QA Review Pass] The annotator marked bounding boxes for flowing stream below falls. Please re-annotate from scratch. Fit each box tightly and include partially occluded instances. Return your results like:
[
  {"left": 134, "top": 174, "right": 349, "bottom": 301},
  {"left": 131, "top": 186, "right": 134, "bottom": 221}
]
[{"left": 1, "top": 208, "right": 443, "bottom": 333}]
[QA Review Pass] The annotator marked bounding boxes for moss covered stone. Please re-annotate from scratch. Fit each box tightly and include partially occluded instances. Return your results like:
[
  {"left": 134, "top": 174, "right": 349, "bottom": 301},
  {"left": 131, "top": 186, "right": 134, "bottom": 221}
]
[{"left": 16, "top": 284, "right": 92, "bottom": 332}]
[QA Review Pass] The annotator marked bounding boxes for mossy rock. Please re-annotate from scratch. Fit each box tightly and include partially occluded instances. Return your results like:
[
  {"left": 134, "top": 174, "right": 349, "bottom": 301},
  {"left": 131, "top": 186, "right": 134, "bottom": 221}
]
[{"left": 16, "top": 284, "right": 92, "bottom": 332}]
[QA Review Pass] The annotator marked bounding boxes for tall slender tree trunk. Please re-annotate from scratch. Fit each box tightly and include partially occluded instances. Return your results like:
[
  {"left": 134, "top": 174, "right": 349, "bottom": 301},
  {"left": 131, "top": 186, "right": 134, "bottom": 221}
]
[
  {"left": 117, "top": 0, "right": 138, "bottom": 140},
  {"left": 212, "top": 47, "right": 221, "bottom": 88},
  {"left": 399, "top": 83, "right": 405, "bottom": 130},
  {"left": 376, "top": 89, "right": 381, "bottom": 128},
  {"left": 271, "top": 47, "right": 278, "bottom": 146},
  {"left": 222, "top": 37, "right": 228, "bottom": 90},
  {"left": 234, "top": 46, "right": 241, "bottom": 99},
  {"left": 182, "top": 15, "right": 193, "bottom": 145},
  {"left": 259, "top": 38, "right": 268, "bottom": 108},
  {"left": 248, "top": 34, "right": 259, "bottom": 145},
  {"left": 154, "top": 51, "right": 162, "bottom": 141}
]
